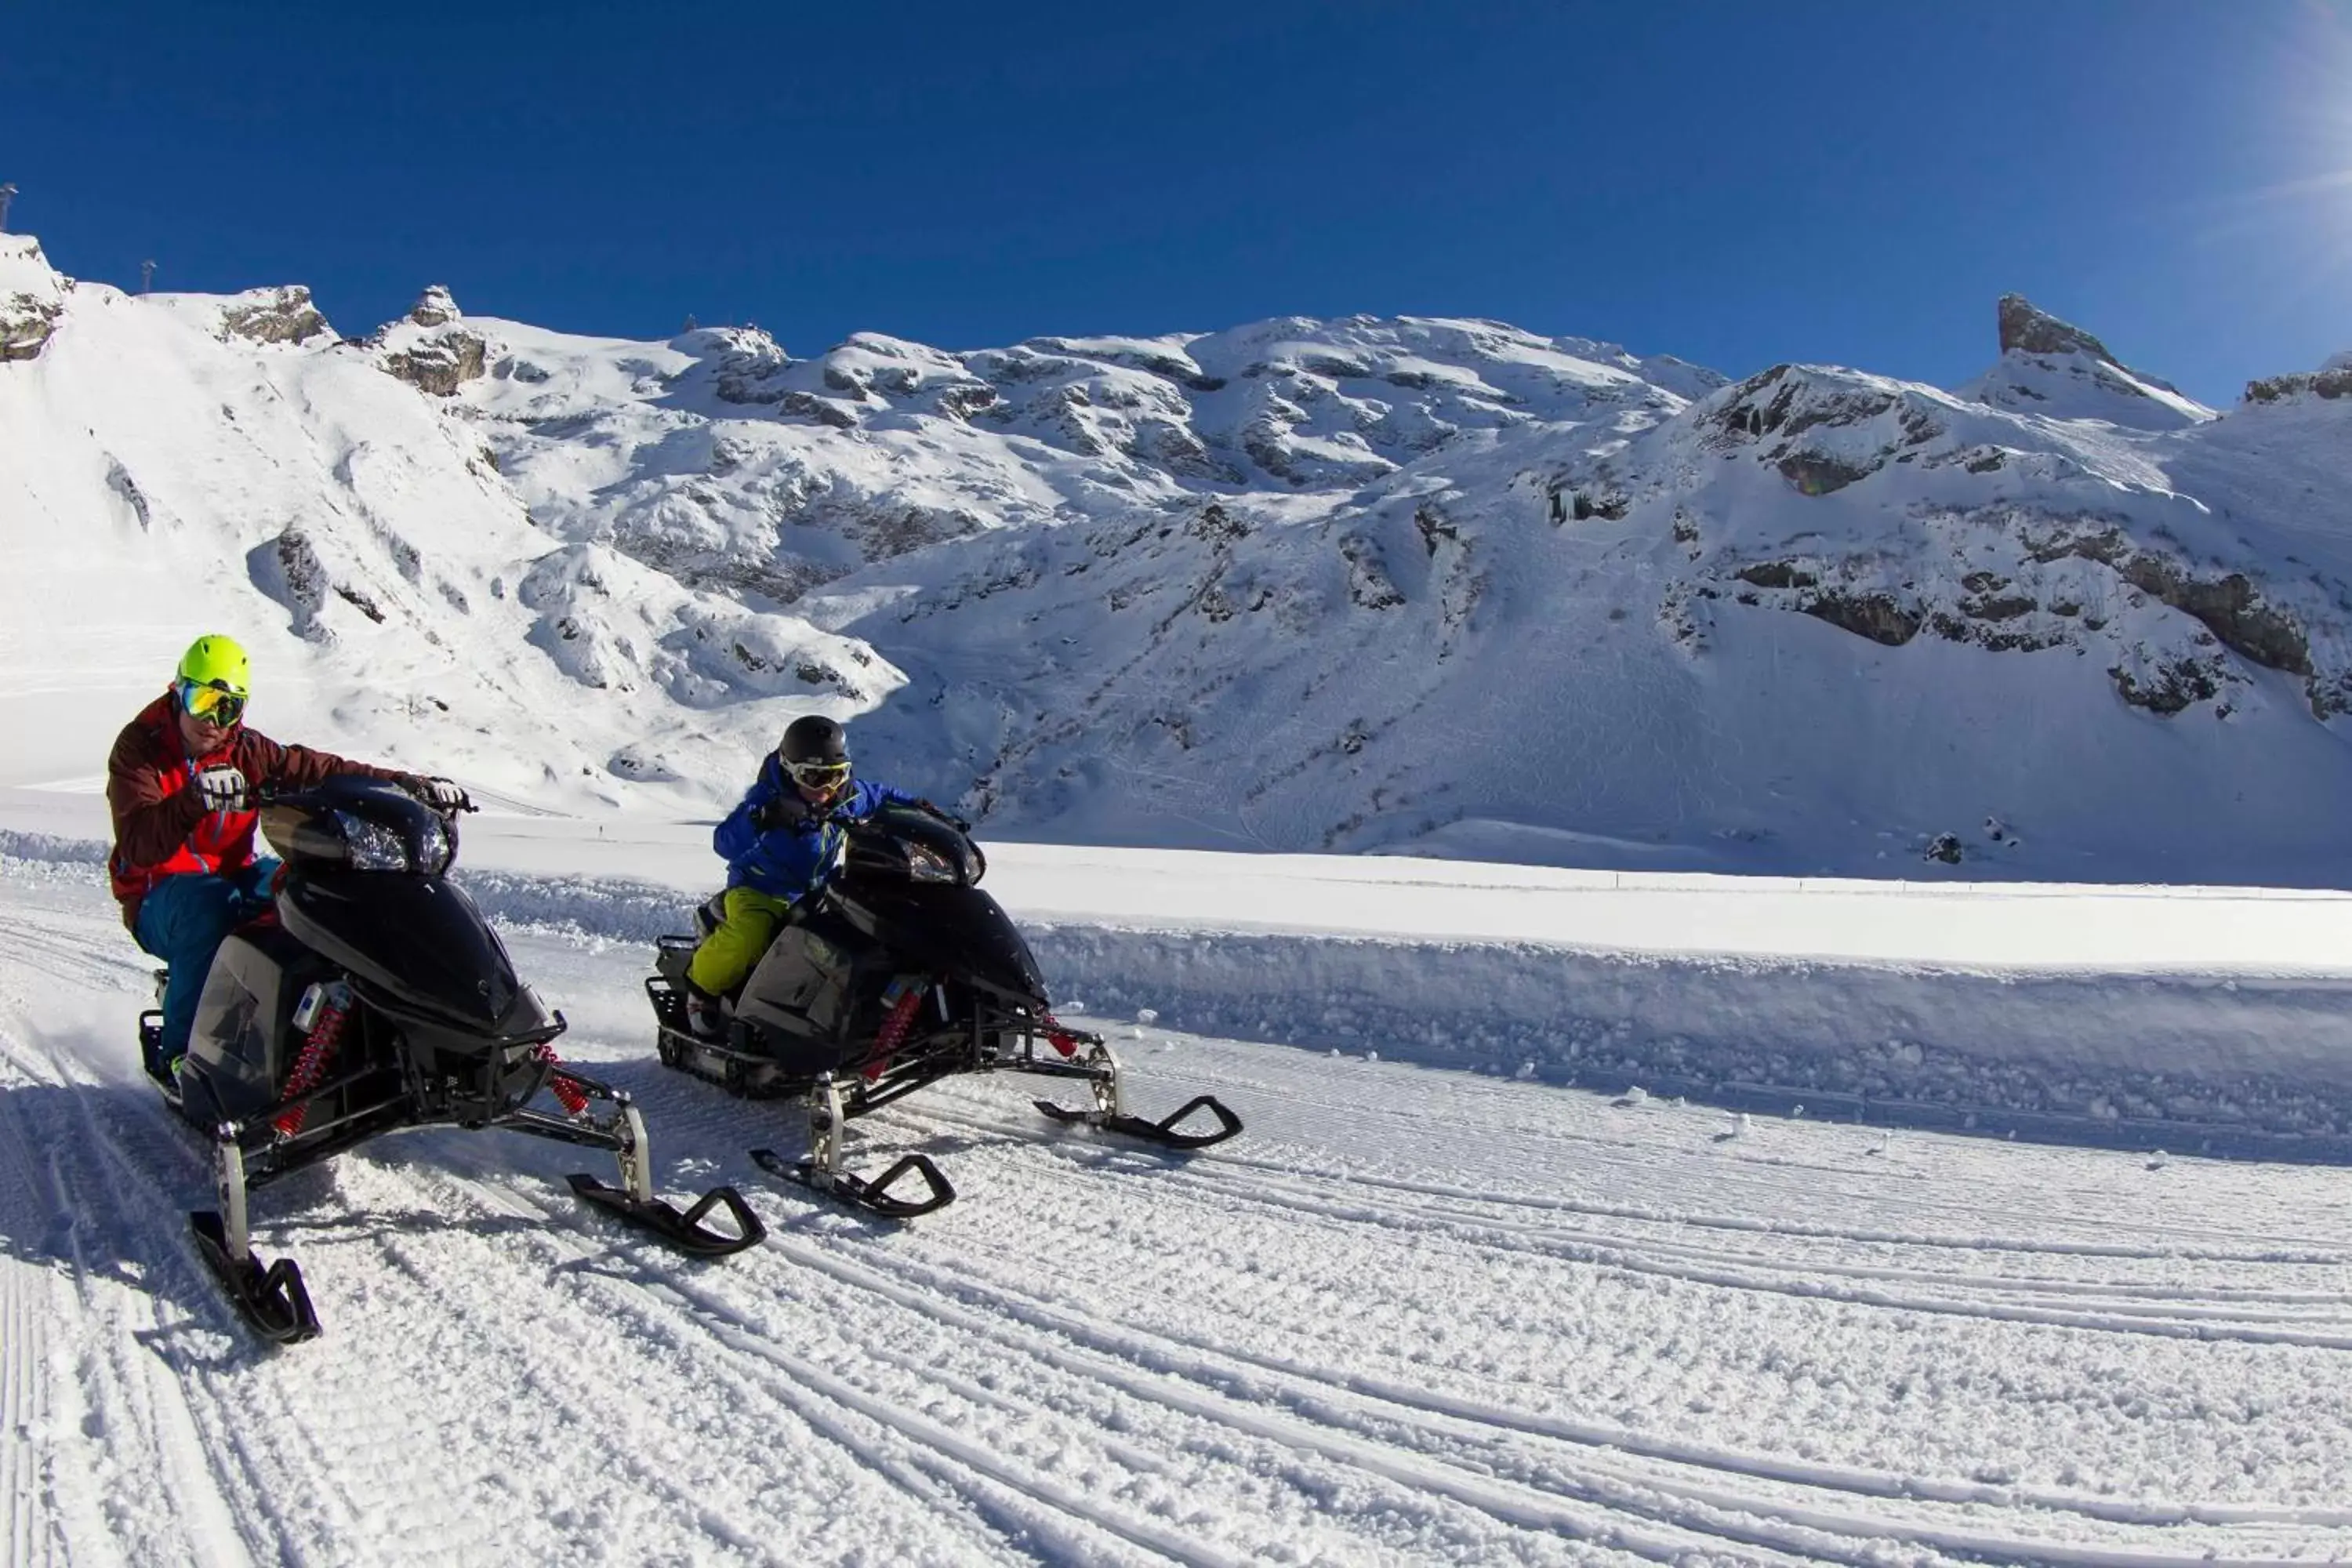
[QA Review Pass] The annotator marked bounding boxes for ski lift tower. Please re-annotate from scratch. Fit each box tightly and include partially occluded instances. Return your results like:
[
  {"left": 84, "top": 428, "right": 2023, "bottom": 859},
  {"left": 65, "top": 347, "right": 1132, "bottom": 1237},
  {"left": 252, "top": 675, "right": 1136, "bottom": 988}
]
[{"left": 0, "top": 185, "right": 16, "bottom": 231}]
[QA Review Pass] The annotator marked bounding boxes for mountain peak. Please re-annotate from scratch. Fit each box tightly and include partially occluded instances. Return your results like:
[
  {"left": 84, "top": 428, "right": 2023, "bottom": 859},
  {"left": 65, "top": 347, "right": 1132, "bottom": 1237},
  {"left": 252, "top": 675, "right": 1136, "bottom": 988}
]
[
  {"left": 1964, "top": 294, "right": 2210, "bottom": 429},
  {"left": 1996, "top": 294, "right": 2120, "bottom": 366},
  {"left": 408, "top": 285, "right": 461, "bottom": 328}
]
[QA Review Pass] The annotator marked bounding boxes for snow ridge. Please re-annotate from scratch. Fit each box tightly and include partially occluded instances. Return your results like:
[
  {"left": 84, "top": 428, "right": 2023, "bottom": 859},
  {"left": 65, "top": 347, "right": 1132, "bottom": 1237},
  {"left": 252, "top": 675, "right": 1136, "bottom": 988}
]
[{"left": 9, "top": 231, "right": 2352, "bottom": 882}]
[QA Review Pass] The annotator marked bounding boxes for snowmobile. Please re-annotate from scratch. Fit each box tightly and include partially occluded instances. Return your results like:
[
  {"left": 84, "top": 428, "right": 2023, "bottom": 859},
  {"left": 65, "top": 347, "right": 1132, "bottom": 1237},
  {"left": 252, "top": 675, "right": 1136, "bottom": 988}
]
[
  {"left": 646, "top": 803, "right": 1241, "bottom": 1219},
  {"left": 146, "top": 776, "right": 763, "bottom": 1345}
]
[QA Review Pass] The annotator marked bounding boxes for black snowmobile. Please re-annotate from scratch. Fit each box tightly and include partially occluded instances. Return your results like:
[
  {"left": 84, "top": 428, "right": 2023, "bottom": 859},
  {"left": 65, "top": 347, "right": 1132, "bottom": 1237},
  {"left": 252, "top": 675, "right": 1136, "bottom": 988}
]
[
  {"left": 647, "top": 803, "right": 1241, "bottom": 1218},
  {"left": 148, "top": 777, "right": 763, "bottom": 1345}
]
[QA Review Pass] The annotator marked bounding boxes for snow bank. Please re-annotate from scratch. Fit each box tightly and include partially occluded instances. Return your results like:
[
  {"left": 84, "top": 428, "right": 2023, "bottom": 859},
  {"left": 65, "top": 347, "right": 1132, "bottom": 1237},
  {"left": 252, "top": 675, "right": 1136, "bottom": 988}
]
[
  {"left": 14, "top": 830, "right": 2350, "bottom": 1155},
  {"left": 1031, "top": 925, "right": 2352, "bottom": 1158}
]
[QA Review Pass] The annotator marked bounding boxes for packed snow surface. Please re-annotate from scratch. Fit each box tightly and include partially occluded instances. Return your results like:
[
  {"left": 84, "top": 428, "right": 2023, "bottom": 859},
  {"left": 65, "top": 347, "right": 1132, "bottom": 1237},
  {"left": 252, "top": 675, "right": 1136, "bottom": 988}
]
[{"left": 8, "top": 797, "right": 2352, "bottom": 1563}]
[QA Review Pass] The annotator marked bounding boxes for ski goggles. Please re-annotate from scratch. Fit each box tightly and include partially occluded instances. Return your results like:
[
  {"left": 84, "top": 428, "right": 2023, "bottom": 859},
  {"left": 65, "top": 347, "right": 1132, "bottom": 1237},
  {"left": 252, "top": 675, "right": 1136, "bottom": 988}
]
[
  {"left": 782, "top": 757, "right": 851, "bottom": 791},
  {"left": 176, "top": 677, "right": 247, "bottom": 728}
]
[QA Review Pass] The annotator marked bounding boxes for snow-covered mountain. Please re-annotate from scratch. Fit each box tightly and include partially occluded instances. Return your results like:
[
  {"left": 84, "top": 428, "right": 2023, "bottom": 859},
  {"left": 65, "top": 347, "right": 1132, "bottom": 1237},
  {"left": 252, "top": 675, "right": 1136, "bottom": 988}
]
[{"left": 8, "top": 227, "right": 2352, "bottom": 883}]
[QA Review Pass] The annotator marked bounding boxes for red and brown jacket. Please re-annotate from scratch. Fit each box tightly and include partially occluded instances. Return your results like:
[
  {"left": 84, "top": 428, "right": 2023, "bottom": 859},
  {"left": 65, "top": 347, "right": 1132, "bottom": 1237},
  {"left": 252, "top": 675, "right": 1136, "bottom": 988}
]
[{"left": 105, "top": 692, "right": 413, "bottom": 929}]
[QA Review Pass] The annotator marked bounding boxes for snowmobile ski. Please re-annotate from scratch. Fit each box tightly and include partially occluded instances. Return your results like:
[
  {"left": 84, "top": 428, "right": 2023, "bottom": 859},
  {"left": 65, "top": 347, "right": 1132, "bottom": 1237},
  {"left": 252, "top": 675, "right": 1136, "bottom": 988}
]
[
  {"left": 563, "top": 1100, "right": 764, "bottom": 1254},
  {"left": 1033, "top": 1091, "right": 1245, "bottom": 1151},
  {"left": 1030, "top": 1034, "right": 1244, "bottom": 1151},
  {"left": 565, "top": 1174, "right": 767, "bottom": 1255},
  {"left": 190, "top": 1210, "right": 318, "bottom": 1345},
  {"left": 750, "top": 1073, "right": 955, "bottom": 1218},
  {"left": 750, "top": 1144, "right": 956, "bottom": 1221},
  {"left": 191, "top": 1138, "right": 318, "bottom": 1344}
]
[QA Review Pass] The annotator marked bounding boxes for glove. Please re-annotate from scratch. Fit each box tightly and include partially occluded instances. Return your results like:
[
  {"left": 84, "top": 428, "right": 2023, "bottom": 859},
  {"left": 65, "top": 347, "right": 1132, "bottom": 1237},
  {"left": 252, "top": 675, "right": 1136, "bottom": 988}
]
[
  {"left": 412, "top": 775, "right": 469, "bottom": 811},
  {"left": 194, "top": 764, "right": 249, "bottom": 812},
  {"left": 750, "top": 795, "right": 800, "bottom": 833}
]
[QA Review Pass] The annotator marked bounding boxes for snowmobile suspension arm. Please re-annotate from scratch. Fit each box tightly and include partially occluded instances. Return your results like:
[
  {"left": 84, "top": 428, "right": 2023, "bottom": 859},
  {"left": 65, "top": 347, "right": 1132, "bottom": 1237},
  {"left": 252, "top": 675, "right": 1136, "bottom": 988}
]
[{"left": 497, "top": 1105, "right": 639, "bottom": 1152}]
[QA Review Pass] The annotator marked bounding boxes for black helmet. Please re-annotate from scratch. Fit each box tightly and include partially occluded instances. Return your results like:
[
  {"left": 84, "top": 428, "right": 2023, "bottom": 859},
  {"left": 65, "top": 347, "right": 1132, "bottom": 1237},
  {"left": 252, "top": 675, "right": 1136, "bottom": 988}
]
[
  {"left": 780, "top": 715, "right": 848, "bottom": 765},
  {"left": 779, "top": 715, "right": 851, "bottom": 793}
]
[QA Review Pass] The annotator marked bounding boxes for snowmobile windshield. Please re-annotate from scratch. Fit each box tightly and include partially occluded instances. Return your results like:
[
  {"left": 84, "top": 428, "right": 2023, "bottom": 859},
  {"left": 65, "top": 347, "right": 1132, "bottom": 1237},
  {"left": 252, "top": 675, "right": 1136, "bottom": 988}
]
[
  {"left": 846, "top": 806, "right": 981, "bottom": 887},
  {"left": 260, "top": 777, "right": 458, "bottom": 876}
]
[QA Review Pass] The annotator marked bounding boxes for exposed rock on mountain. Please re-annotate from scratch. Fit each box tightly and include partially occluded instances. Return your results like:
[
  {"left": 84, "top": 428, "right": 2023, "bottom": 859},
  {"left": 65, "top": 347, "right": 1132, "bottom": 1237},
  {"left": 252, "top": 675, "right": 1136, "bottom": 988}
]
[
  {"left": 372, "top": 287, "right": 488, "bottom": 395},
  {"left": 217, "top": 285, "right": 332, "bottom": 346},
  {"left": 1998, "top": 293, "right": 2121, "bottom": 362},
  {"left": 0, "top": 235, "right": 66, "bottom": 361},
  {"left": 2245, "top": 355, "right": 2352, "bottom": 405},
  {"left": 1963, "top": 294, "right": 2213, "bottom": 430},
  {"left": 407, "top": 284, "right": 461, "bottom": 328}
]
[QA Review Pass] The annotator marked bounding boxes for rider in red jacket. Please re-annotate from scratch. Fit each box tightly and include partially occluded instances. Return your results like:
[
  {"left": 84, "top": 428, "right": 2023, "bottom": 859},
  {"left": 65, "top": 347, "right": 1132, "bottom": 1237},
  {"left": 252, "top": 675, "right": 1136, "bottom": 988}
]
[{"left": 106, "top": 633, "right": 465, "bottom": 1096}]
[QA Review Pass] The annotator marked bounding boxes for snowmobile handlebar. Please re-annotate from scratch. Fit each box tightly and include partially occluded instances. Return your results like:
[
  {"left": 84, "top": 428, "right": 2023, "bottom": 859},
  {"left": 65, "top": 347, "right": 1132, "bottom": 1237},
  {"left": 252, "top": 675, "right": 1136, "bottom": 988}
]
[
  {"left": 842, "top": 803, "right": 988, "bottom": 887},
  {"left": 252, "top": 778, "right": 474, "bottom": 816}
]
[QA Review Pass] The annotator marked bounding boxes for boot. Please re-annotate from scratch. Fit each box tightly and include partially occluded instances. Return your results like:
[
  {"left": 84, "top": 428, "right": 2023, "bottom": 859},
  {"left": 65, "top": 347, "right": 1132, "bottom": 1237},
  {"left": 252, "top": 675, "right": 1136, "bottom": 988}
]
[{"left": 684, "top": 988, "right": 724, "bottom": 1041}]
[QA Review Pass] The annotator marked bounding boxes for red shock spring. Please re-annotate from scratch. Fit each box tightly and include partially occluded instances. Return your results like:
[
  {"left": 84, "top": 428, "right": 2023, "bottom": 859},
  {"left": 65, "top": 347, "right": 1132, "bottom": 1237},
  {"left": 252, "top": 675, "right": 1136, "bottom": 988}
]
[
  {"left": 1044, "top": 1016, "right": 1083, "bottom": 1058},
  {"left": 532, "top": 1044, "right": 590, "bottom": 1115},
  {"left": 863, "top": 985, "right": 927, "bottom": 1082},
  {"left": 274, "top": 987, "right": 352, "bottom": 1138}
]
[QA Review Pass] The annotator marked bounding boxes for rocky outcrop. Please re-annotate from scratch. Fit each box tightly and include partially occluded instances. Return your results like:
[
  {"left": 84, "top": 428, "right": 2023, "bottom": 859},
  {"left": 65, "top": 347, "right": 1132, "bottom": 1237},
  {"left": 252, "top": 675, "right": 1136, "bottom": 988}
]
[
  {"left": 0, "top": 293, "right": 58, "bottom": 361},
  {"left": 2245, "top": 366, "right": 2352, "bottom": 404},
  {"left": 0, "top": 234, "right": 64, "bottom": 361},
  {"left": 1969, "top": 296, "right": 2208, "bottom": 427},
  {"left": 1801, "top": 591, "right": 1921, "bottom": 646},
  {"left": 406, "top": 285, "right": 460, "bottom": 328},
  {"left": 776, "top": 390, "right": 858, "bottom": 430},
  {"left": 1713, "top": 500, "right": 2332, "bottom": 717},
  {"left": 220, "top": 286, "right": 332, "bottom": 346},
  {"left": 1997, "top": 295, "right": 2120, "bottom": 366},
  {"left": 2114, "top": 561, "right": 2310, "bottom": 677},
  {"left": 1696, "top": 364, "right": 1946, "bottom": 497},
  {"left": 368, "top": 287, "right": 488, "bottom": 395},
  {"left": 708, "top": 332, "right": 789, "bottom": 405},
  {"left": 382, "top": 331, "right": 487, "bottom": 396},
  {"left": 2110, "top": 656, "right": 2223, "bottom": 717}
]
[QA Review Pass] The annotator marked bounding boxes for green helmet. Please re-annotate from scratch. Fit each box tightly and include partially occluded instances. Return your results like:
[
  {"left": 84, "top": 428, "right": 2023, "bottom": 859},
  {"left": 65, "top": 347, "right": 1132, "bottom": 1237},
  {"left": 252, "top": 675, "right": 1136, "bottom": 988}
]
[{"left": 176, "top": 634, "right": 251, "bottom": 696}]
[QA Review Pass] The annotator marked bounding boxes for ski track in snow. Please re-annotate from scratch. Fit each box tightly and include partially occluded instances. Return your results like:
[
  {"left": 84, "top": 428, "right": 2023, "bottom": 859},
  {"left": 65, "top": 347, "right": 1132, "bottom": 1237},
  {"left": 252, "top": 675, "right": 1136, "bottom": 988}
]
[{"left": 5, "top": 865, "right": 2352, "bottom": 1563}]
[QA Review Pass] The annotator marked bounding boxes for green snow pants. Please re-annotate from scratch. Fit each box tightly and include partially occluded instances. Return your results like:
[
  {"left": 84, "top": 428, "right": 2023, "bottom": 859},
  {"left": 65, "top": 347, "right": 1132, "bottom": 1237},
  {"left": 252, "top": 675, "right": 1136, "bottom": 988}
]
[{"left": 685, "top": 887, "right": 796, "bottom": 996}]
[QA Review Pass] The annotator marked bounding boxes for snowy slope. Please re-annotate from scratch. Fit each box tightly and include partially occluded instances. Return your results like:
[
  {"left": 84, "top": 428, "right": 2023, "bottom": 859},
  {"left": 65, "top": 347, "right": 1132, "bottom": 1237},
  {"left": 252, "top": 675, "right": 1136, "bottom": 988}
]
[
  {"left": 9, "top": 822, "right": 2352, "bottom": 1564},
  {"left": 0, "top": 241, "right": 896, "bottom": 814},
  {"left": 380, "top": 278, "right": 2352, "bottom": 884},
  {"left": 808, "top": 347, "right": 2352, "bottom": 883},
  {"left": 9, "top": 228, "right": 2352, "bottom": 882}
]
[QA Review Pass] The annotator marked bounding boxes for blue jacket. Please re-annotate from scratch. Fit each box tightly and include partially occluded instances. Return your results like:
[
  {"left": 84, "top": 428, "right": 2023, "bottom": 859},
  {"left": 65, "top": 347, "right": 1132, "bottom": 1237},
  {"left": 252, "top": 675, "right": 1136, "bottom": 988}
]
[{"left": 713, "top": 756, "right": 920, "bottom": 904}]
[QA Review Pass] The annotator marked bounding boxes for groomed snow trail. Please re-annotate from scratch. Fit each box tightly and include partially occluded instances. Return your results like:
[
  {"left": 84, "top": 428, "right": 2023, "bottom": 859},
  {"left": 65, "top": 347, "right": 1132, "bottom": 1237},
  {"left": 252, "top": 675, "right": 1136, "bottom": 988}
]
[{"left": 5, "top": 858, "right": 2352, "bottom": 1564}]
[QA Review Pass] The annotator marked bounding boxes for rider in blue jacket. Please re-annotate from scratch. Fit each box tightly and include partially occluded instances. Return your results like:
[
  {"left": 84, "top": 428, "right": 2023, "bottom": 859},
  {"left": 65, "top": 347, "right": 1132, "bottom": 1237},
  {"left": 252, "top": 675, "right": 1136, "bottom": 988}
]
[{"left": 684, "top": 715, "right": 924, "bottom": 1036}]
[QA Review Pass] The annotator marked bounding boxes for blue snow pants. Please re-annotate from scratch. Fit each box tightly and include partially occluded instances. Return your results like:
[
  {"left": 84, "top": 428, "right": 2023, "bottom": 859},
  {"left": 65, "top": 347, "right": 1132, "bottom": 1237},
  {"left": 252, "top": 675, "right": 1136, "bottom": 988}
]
[{"left": 132, "top": 858, "right": 282, "bottom": 1078}]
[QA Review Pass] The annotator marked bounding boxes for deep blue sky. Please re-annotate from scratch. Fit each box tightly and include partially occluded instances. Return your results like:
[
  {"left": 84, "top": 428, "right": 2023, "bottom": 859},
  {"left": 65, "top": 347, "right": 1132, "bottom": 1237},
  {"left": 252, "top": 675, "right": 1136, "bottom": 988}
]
[{"left": 6, "top": 2, "right": 2349, "bottom": 405}]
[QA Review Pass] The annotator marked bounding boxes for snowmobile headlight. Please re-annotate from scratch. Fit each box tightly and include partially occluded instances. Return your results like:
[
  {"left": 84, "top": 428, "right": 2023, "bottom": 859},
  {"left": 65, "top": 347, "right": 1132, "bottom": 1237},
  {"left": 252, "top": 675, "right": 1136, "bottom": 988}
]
[
  {"left": 412, "top": 812, "right": 454, "bottom": 876},
  {"left": 904, "top": 843, "right": 958, "bottom": 884},
  {"left": 334, "top": 810, "right": 411, "bottom": 872}
]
